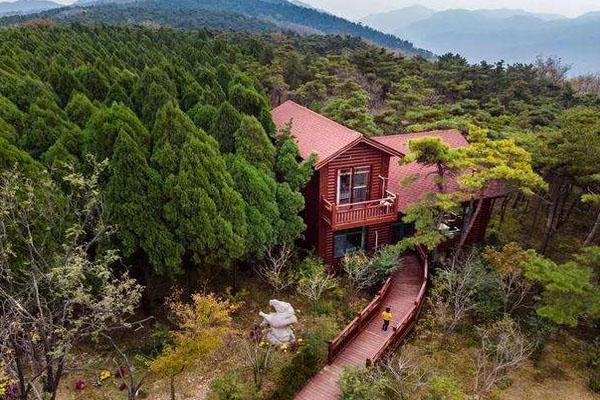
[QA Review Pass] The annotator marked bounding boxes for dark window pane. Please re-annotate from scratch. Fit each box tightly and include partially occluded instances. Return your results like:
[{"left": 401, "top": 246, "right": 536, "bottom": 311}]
[
  {"left": 334, "top": 229, "right": 364, "bottom": 257},
  {"left": 334, "top": 234, "right": 346, "bottom": 258},
  {"left": 338, "top": 170, "right": 351, "bottom": 204}
]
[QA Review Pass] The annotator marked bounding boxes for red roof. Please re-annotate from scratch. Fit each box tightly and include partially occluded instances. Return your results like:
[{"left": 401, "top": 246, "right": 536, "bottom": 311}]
[
  {"left": 271, "top": 102, "right": 506, "bottom": 211},
  {"left": 373, "top": 131, "right": 505, "bottom": 211},
  {"left": 271, "top": 100, "right": 402, "bottom": 169}
]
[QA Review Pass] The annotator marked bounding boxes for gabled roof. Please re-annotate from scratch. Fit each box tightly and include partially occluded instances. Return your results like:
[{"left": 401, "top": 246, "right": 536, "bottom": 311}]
[
  {"left": 271, "top": 100, "right": 403, "bottom": 169},
  {"left": 373, "top": 130, "right": 506, "bottom": 211}
]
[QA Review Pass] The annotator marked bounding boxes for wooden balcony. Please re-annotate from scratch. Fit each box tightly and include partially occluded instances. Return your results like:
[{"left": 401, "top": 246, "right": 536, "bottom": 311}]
[{"left": 321, "top": 191, "right": 398, "bottom": 231}]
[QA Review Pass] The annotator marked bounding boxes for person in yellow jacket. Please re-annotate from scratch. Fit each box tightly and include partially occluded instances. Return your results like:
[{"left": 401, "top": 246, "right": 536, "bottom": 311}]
[{"left": 382, "top": 307, "right": 392, "bottom": 331}]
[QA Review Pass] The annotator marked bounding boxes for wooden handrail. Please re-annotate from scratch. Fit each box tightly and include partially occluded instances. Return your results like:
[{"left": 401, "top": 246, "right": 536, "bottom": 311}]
[
  {"left": 367, "top": 246, "right": 429, "bottom": 365},
  {"left": 327, "top": 275, "right": 393, "bottom": 363},
  {"left": 328, "top": 247, "right": 429, "bottom": 365}
]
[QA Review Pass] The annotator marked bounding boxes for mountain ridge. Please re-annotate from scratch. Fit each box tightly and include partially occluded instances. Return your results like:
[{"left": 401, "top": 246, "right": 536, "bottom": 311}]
[
  {"left": 0, "top": 0, "right": 62, "bottom": 16},
  {"left": 362, "top": 6, "right": 600, "bottom": 75},
  {"left": 0, "top": 0, "right": 433, "bottom": 58}
]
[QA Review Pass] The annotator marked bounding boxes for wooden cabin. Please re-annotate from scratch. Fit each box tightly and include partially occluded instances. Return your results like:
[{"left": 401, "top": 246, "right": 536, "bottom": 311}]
[{"left": 272, "top": 100, "right": 503, "bottom": 266}]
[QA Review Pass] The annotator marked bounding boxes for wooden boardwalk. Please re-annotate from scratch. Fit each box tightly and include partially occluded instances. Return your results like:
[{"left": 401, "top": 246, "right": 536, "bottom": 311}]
[{"left": 295, "top": 254, "right": 425, "bottom": 400}]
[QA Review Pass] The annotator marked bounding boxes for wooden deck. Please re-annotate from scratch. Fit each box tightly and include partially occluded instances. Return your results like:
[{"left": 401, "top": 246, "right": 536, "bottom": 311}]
[{"left": 295, "top": 254, "right": 425, "bottom": 399}]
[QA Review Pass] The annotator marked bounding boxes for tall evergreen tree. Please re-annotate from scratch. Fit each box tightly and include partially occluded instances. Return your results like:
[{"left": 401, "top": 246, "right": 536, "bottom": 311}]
[
  {"left": 105, "top": 131, "right": 182, "bottom": 274},
  {"left": 83, "top": 103, "right": 150, "bottom": 162},
  {"left": 210, "top": 101, "right": 241, "bottom": 153},
  {"left": 74, "top": 65, "right": 110, "bottom": 102},
  {"left": 65, "top": 92, "right": 97, "bottom": 128},
  {"left": 151, "top": 101, "right": 248, "bottom": 266},
  {"left": 234, "top": 115, "right": 275, "bottom": 171}
]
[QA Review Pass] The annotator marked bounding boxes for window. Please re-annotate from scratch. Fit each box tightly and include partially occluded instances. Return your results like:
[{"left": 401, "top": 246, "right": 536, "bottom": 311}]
[
  {"left": 336, "top": 166, "right": 370, "bottom": 204},
  {"left": 337, "top": 169, "right": 352, "bottom": 205},
  {"left": 334, "top": 228, "right": 365, "bottom": 258},
  {"left": 352, "top": 167, "right": 370, "bottom": 203}
]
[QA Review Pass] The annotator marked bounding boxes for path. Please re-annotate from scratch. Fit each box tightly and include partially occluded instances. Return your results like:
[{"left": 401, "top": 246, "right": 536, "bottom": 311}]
[{"left": 295, "top": 254, "right": 424, "bottom": 399}]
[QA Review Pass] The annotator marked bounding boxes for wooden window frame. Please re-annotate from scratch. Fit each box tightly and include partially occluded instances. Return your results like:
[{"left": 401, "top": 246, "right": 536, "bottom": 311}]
[{"left": 336, "top": 166, "right": 371, "bottom": 205}]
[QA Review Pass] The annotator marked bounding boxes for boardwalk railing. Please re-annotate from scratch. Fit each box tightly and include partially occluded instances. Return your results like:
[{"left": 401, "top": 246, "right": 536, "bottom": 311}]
[
  {"left": 327, "top": 276, "right": 393, "bottom": 363},
  {"left": 367, "top": 246, "right": 429, "bottom": 365}
]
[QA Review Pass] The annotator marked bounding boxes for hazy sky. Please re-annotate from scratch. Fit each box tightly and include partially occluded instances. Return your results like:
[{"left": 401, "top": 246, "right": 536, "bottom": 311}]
[
  {"left": 3, "top": 0, "right": 600, "bottom": 19},
  {"left": 301, "top": 0, "right": 600, "bottom": 19}
]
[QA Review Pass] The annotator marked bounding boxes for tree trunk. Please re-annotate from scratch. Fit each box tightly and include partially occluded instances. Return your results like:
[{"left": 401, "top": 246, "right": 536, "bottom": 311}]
[
  {"left": 527, "top": 199, "right": 542, "bottom": 246},
  {"left": 170, "top": 374, "right": 176, "bottom": 400},
  {"left": 458, "top": 192, "right": 485, "bottom": 251},
  {"left": 539, "top": 183, "right": 564, "bottom": 255},
  {"left": 499, "top": 196, "right": 509, "bottom": 223},
  {"left": 584, "top": 209, "right": 600, "bottom": 246}
]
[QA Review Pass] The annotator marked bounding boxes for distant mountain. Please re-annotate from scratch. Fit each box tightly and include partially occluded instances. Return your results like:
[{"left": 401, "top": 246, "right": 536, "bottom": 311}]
[
  {"left": 472, "top": 8, "right": 565, "bottom": 21},
  {"left": 360, "top": 5, "right": 436, "bottom": 34},
  {"left": 0, "top": 0, "right": 433, "bottom": 58},
  {"left": 0, "top": 0, "right": 61, "bottom": 16},
  {"left": 361, "top": 6, "right": 600, "bottom": 75}
]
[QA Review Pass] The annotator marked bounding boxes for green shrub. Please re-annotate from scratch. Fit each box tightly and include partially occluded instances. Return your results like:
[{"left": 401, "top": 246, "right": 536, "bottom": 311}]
[
  {"left": 208, "top": 370, "right": 256, "bottom": 400},
  {"left": 340, "top": 366, "right": 386, "bottom": 400},
  {"left": 426, "top": 376, "right": 464, "bottom": 400},
  {"left": 312, "top": 299, "right": 336, "bottom": 316},
  {"left": 268, "top": 316, "right": 338, "bottom": 400},
  {"left": 589, "top": 367, "right": 600, "bottom": 393}
]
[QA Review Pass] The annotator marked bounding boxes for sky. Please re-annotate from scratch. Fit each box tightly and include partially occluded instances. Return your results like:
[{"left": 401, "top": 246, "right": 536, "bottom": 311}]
[
  {"left": 3, "top": 0, "right": 600, "bottom": 19},
  {"left": 300, "top": 0, "right": 600, "bottom": 19}
]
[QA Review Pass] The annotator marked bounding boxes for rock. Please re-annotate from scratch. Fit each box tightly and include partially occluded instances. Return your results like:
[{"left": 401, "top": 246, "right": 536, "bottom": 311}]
[{"left": 259, "top": 299, "right": 297, "bottom": 345}]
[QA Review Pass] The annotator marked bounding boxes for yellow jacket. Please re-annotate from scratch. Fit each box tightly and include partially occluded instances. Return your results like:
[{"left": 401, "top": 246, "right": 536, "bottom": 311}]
[{"left": 382, "top": 311, "right": 393, "bottom": 321}]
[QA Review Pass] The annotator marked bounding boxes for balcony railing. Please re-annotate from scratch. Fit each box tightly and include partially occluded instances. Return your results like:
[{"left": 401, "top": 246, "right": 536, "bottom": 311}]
[{"left": 321, "top": 191, "right": 398, "bottom": 230}]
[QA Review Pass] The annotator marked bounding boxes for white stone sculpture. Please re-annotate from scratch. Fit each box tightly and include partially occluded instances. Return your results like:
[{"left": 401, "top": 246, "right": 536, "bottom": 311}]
[{"left": 259, "top": 299, "right": 297, "bottom": 345}]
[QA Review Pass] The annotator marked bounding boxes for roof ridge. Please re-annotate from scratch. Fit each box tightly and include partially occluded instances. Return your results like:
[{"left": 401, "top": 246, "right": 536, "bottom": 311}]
[
  {"left": 378, "top": 129, "right": 463, "bottom": 139},
  {"left": 277, "top": 100, "right": 362, "bottom": 138}
]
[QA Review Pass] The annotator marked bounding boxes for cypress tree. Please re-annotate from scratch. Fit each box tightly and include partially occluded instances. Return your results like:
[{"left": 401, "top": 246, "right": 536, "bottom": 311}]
[
  {"left": 210, "top": 101, "right": 241, "bottom": 154},
  {"left": 65, "top": 92, "right": 97, "bottom": 128},
  {"left": 105, "top": 131, "right": 183, "bottom": 274},
  {"left": 151, "top": 101, "right": 248, "bottom": 266},
  {"left": 0, "top": 95, "right": 25, "bottom": 134},
  {"left": 105, "top": 83, "right": 133, "bottom": 109},
  {"left": 227, "top": 154, "right": 279, "bottom": 254},
  {"left": 83, "top": 103, "right": 149, "bottom": 162},
  {"left": 74, "top": 65, "right": 110, "bottom": 102},
  {"left": 187, "top": 103, "right": 217, "bottom": 132},
  {"left": 21, "top": 101, "right": 78, "bottom": 158},
  {"left": 0, "top": 117, "right": 16, "bottom": 144},
  {"left": 234, "top": 115, "right": 276, "bottom": 171}
]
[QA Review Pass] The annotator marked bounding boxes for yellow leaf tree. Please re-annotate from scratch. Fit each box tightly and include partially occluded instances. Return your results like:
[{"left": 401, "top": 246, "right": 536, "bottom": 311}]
[{"left": 150, "top": 294, "right": 234, "bottom": 400}]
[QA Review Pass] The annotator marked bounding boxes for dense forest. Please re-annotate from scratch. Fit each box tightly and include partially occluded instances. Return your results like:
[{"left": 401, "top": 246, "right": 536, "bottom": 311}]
[
  {"left": 0, "top": 21, "right": 600, "bottom": 400},
  {"left": 0, "top": 0, "right": 433, "bottom": 58}
]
